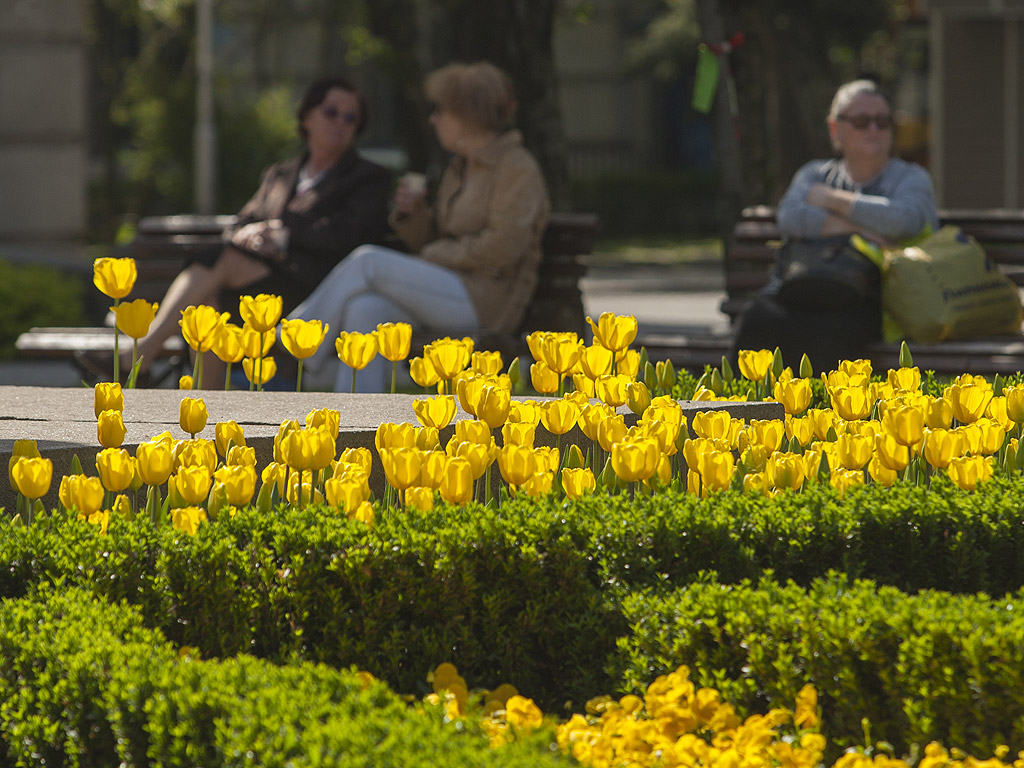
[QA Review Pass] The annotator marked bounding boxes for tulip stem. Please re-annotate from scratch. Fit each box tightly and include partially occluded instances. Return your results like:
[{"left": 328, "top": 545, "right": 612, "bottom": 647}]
[
  {"left": 129, "top": 340, "right": 140, "bottom": 389},
  {"left": 224, "top": 362, "right": 232, "bottom": 392},
  {"left": 296, "top": 361, "right": 304, "bottom": 393},
  {"left": 351, "top": 369, "right": 357, "bottom": 394},
  {"left": 257, "top": 355, "right": 264, "bottom": 392},
  {"left": 112, "top": 298, "right": 120, "bottom": 384},
  {"left": 391, "top": 361, "right": 397, "bottom": 395}
]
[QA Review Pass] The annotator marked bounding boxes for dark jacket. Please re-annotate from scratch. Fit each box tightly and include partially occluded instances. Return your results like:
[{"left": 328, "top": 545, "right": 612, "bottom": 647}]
[{"left": 227, "top": 149, "right": 391, "bottom": 295}]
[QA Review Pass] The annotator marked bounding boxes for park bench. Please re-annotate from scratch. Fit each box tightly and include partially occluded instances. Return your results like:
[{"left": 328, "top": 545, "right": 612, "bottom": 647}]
[
  {"left": 636, "top": 206, "right": 1024, "bottom": 376},
  {"left": 15, "top": 212, "right": 598, "bottom": 384}
]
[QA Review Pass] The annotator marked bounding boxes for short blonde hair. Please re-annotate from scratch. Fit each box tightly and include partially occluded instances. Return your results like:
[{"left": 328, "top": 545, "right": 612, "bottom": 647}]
[
  {"left": 425, "top": 62, "right": 516, "bottom": 132},
  {"left": 828, "top": 79, "right": 890, "bottom": 122}
]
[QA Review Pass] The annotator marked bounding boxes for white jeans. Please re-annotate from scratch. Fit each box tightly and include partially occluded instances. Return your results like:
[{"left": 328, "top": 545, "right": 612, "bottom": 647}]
[{"left": 289, "top": 245, "right": 479, "bottom": 392}]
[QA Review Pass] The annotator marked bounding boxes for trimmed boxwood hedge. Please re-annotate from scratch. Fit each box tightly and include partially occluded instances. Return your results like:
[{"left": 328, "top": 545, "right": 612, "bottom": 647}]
[
  {"left": 4, "top": 474, "right": 1024, "bottom": 753},
  {"left": 0, "top": 586, "right": 569, "bottom": 767},
  {"left": 610, "top": 573, "right": 1024, "bottom": 758}
]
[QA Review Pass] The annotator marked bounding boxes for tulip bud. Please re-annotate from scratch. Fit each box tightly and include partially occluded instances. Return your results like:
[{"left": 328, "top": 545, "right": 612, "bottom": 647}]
[
  {"left": 720, "top": 356, "right": 734, "bottom": 383},
  {"left": 899, "top": 340, "right": 914, "bottom": 369},
  {"left": 179, "top": 397, "right": 209, "bottom": 437},
  {"left": 771, "top": 348, "right": 785, "bottom": 381},
  {"left": 656, "top": 359, "right": 676, "bottom": 392},
  {"left": 507, "top": 356, "right": 521, "bottom": 389},
  {"left": 94, "top": 382, "right": 125, "bottom": 418},
  {"left": 97, "top": 409, "right": 127, "bottom": 449}
]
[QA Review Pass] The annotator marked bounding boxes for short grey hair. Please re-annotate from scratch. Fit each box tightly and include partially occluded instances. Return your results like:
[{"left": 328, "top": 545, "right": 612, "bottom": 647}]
[{"left": 828, "top": 79, "right": 890, "bottom": 122}]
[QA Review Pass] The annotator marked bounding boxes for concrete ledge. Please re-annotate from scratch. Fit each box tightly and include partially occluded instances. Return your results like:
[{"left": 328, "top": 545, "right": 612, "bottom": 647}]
[{"left": 0, "top": 386, "right": 783, "bottom": 511}]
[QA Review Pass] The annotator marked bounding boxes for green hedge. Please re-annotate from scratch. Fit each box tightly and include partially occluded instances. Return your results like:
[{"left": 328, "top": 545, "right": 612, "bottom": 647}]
[
  {"left": 4, "top": 476, "right": 1024, "bottom": 717},
  {"left": 0, "top": 587, "right": 568, "bottom": 767},
  {"left": 611, "top": 573, "right": 1024, "bottom": 758}
]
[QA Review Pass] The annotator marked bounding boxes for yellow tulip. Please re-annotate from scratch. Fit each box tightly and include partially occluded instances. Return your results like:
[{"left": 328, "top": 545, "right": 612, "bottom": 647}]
[
  {"left": 699, "top": 449, "right": 735, "bottom": 493},
  {"left": 578, "top": 402, "right": 614, "bottom": 442},
  {"left": 374, "top": 322, "right": 413, "bottom": 362},
  {"left": 174, "top": 438, "right": 218, "bottom": 473},
  {"left": 439, "top": 456, "right": 474, "bottom": 504},
  {"left": 498, "top": 443, "right": 538, "bottom": 487},
  {"left": 611, "top": 438, "right": 660, "bottom": 483},
  {"left": 338, "top": 447, "right": 373, "bottom": 475},
  {"left": 502, "top": 421, "right": 536, "bottom": 447},
  {"left": 171, "top": 506, "right": 207, "bottom": 535},
  {"left": 97, "top": 409, "right": 127, "bottom": 449},
  {"left": 213, "top": 465, "right": 257, "bottom": 506},
  {"left": 691, "top": 410, "right": 733, "bottom": 441},
  {"left": 986, "top": 396, "right": 1014, "bottom": 432},
  {"left": 455, "top": 419, "right": 493, "bottom": 446},
  {"left": 881, "top": 403, "right": 926, "bottom": 447},
  {"left": 226, "top": 445, "right": 256, "bottom": 467},
  {"left": 887, "top": 366, "right": 921, "bottom": 393},
  {"left": 175, "top": 465, "right": 213, "bottom": 505},
  {"left": 242, "top": 355, "right": 277, "bottom": 386},
  {"left": 947, "top": 455, "right": 993, "bottom": 491},
  {"left": 519, "top": 470, "right": 554, "bottom": 497},
  {"left": 539, "top": 333, "right": 583, "bottom": 376},
  {"left": 241, "top": 324, "right": 276, "bottom": 359},
  {"left": 766, "top": 451, "right": 805, "bottom": 490},
  {"left": 136, "top": 440, "right": 173, "bottom": 486},
  {"left": 178, "top": 375, "right": 194, "bottom": 390},
  {"left": 534, "top": 446, "right": 560, "bottom": 474},
  {"left": 302, "top": 409, "right": 339, "bottom": 441},
  {"left": 922, "top": 396, "right": 953, "bottom": 429},
  {"left": 376, "top": 421, "right": 417, "bottom": 451},
  {"left": 96, "top": 447, "right": 135, "bottom": 492},
  {"left": 409, "top": 356, "right": 441, "bottom": 389},
  {"left": 61, "top": 474, "right": 105, "bottom": 515},
  {"left": 380, "top": 447, "right": 423, "bottom": 490},
  {"left": 280, "top": 429, "right": 316, "bottom": 472},
  {"left": 615, "top": 348, "right": 641, "bottom": 378},
  {"left": 93, "top": 382, "right": 124, "bottom": 419},
  {"left": 335, "top": 331, "right": 378, "bottom": 370},
  {"left": 596, "top": 413, "right": 628, "bottom": 453},
  {"left": 93, "top": 256, "right": 137, "bottom": 299},
  {"left": 261, "top": 462, "right": 288, "bottom": 497},
  {"left": 350, "top": 500, "right": 375, "bottom": 525},
  {"left": 784, "top": 415, "right": 815, "bottom": 447},
  {"left": 773, "top": 377, "right": 812, "bottom": 415},
  {"left": 975, "top": 417, "right": 1005, "bottom": 455},
  {"left": 577, "top": 343, "right": 614, "bottom": 380},
  {"left": 286, "top": 475, "right": 324, "bottom": 507},
  {"left": 945, "top": 381, "right": 993, "bottom": 424},
  {"left": 737, "top": 349, "right": 773, "bottom": 382},
  {"left": 836, "top": 433, "right": 873, "bottom": 470},
  {"left": 325, "top": 476, "right": 369, "bottom": 513},
  {"left": 179, "top": 397, "right": 209, "bottom": 437},
  {"left": 541, "top": 398, "right": 580, "bottom": 436},
  {"left": 747, "top": 419, "right": 786, "bottom": 453},
  {"left": 572, "top": 373, "right": 596, "bottom": 398},
  {"left": 1005, "top": 385, "right": 1024, "bottom": 424},
  {"left": 874, "top": 431, "right": 911, "bottom": 472},
  {"left": 830, "top": 468, "right": 865, "bottom": 497},
  {"left": 280, "top": 318, "right": 330, "bottom": 360},
  {"left": 238, "top": 293, "right": 283, "bottom": 333},
  {"left": 471, "top": 350, "right": 503, "bottom": 375},
  {"left": 741, "top": 443, "right": 770, "bottom": 472},
  {"left": 476, "top": 384, "right": 511, "bottom": 429},
  {"left": 501, "top": 401, "right": 534, "bottom": 427},
  {"left": 636, "top": 419, "right": 679, "bottom": 455},
  {"left": 308, "top": 427, "right": 337, "bottom": 471},
  {"left": 425, "top": 338, "right": 471, "bottom": 381},
  {"left": 829, "top": 386, "right": 873, "bottom": 421},
  {"left": 595, "top": 374, "right": 631, "bottom": 408},
  {"left": 211, "top": 322, "right": 245, "bottom": 364},
  {"left": 743, "top": 471, "right": 769, "bottom": 496},
  {"left": 179, "top": 305, "right": 230, "bottom": 353},
  {"left": 112, "top": 298, "right": 158, "bottom": 339},
  {"left": 215, "top": 420, "right": 247, "bottom": 458},
  {"left": 586, "top": 312, "right": 638, "bottom": 352},
  {"left": 400, "top": 486, "right": 431, "bottom": 511},
  {"left": 562, "top": 467, "right": 596, "bottom": 499},
  {"left": 530, "top": 360, "right": 560, "bottom": 394},
  {"left": 11, "top": 456, "right": 52, "bottom": 499},
  {"left": 625, "top": 381, "right": 651, "bottom": 416},
  {"left": 418, "top": 451, "right": 446, "bottom": 489}
]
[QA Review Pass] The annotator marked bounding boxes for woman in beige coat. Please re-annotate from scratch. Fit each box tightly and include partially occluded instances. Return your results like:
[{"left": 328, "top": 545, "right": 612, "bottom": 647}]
[{"left": 292, "top": 61, "right": 551, "bottom": 392}]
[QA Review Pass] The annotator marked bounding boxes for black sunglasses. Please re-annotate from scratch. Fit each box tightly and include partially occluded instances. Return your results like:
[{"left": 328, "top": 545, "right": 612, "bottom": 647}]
[
  {"left": 320, "top": 105, "right": 359, "bottom": 125},
  {"left": 838, "top": 113, "right": 893, "bottom": 130}
]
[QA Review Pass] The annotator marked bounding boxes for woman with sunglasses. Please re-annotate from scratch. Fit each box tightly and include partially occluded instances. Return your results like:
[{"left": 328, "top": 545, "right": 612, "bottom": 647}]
[
  {"left": 290, "top": 61, "right": 550, "bottom": 392},
  {"left": 731, "top": 78, "right": 938, "bottom": 371},
  {"left": 78, "top": 75, "right": 390, "bottom": 385}
]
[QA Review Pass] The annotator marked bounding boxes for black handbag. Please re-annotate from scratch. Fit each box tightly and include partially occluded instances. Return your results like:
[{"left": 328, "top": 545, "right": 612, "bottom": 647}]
[{"left": 775, "top": 237, "right": 880, "bottom": 311}]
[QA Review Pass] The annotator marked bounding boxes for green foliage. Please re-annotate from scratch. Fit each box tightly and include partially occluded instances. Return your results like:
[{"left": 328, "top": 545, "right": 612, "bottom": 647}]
[
  {"left": 0, "top": 587, "right": 569, "bottom": 766},
  {"left": 0, "top": 262, "right": 88, "bottom": 358},
  {"left": 611, "top": 573, "right": 1024, "bottom": 757}
]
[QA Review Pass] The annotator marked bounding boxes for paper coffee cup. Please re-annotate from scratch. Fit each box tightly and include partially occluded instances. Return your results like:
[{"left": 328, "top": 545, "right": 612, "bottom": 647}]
[{"left": 402, "top": 172, "right": 427, "bottom": 195}]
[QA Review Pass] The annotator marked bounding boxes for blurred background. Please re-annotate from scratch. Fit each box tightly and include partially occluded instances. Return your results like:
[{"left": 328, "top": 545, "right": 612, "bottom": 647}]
[{"left": 0, "top": 0, "right": 1017, "bottom": 353}]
